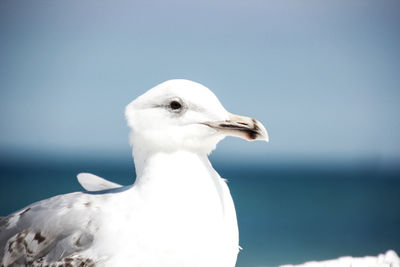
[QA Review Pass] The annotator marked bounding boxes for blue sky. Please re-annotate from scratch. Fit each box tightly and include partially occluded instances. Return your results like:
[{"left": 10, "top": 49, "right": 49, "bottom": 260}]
[{"left": 0, "top": 0, "right": 399, "bottom": 166}]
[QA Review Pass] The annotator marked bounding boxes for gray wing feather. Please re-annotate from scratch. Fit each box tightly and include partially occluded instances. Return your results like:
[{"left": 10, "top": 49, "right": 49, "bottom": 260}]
[
  {"left": 0, "top": 192, "right": 103, "bottom": 266},
  {"left": 77, "top": 173, "right": 122, "bottom": 192}
]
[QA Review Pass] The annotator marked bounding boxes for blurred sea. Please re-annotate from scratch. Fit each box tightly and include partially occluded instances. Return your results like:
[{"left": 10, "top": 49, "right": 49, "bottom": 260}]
[{"left": 0, "top": 160, "right": 399, "bottom": 267}]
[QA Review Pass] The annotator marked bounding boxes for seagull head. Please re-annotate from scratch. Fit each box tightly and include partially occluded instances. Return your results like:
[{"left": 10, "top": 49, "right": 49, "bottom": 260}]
[{"left": 126, "top": 79, "right": 268, "bottom": 155}]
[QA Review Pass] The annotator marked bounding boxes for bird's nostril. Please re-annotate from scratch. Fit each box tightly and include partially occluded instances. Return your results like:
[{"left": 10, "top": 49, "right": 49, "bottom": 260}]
[{"left": 237, "top": 122, "right": 249, "bottom": 126}]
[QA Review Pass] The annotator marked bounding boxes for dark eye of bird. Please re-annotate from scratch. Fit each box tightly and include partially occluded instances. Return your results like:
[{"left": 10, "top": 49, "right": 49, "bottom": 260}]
[{"left": 169, "top": 100, "right": 182, "bottom": 110}]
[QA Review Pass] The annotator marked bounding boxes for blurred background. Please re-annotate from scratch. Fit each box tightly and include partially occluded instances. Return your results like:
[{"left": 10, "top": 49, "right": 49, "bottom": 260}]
[{"left": 0, "top": 0, "right": 399, "bottom": 266}]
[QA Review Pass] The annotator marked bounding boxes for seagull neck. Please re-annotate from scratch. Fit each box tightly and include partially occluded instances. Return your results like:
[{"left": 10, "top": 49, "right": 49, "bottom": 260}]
[{"left": 132, "top": 149, "right": 213, "bottom": 184}]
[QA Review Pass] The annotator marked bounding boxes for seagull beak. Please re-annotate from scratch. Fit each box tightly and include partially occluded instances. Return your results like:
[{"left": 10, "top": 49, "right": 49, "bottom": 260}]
[{"left": 203, "top": 113, "right": 269, "bottom": 142}]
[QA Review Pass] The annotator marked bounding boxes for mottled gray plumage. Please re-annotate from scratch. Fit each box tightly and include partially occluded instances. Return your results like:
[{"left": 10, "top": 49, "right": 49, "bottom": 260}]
[{"left": 0, "top": 193, "right": 103, "bottom": 266}]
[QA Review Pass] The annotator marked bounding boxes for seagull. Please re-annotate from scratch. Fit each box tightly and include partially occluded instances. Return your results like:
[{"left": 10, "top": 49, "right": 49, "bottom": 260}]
[{"left": 0, "top": 79, "right": 269, "bottom": 267}]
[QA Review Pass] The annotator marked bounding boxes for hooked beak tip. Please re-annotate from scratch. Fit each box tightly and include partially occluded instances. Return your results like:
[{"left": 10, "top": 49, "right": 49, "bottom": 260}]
[{"left": 257, "top": 121, "right": 269, "bottom": 143}]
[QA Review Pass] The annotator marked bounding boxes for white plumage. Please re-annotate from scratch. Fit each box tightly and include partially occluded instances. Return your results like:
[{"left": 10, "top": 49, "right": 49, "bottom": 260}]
[{"left": 0, "top": 79, "right": 268, "bottom": 266}]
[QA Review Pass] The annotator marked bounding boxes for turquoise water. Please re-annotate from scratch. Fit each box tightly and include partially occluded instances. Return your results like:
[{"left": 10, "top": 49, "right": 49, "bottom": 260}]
[{"left": 1, "top": 161, "right": 399, "bottom": 266}]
